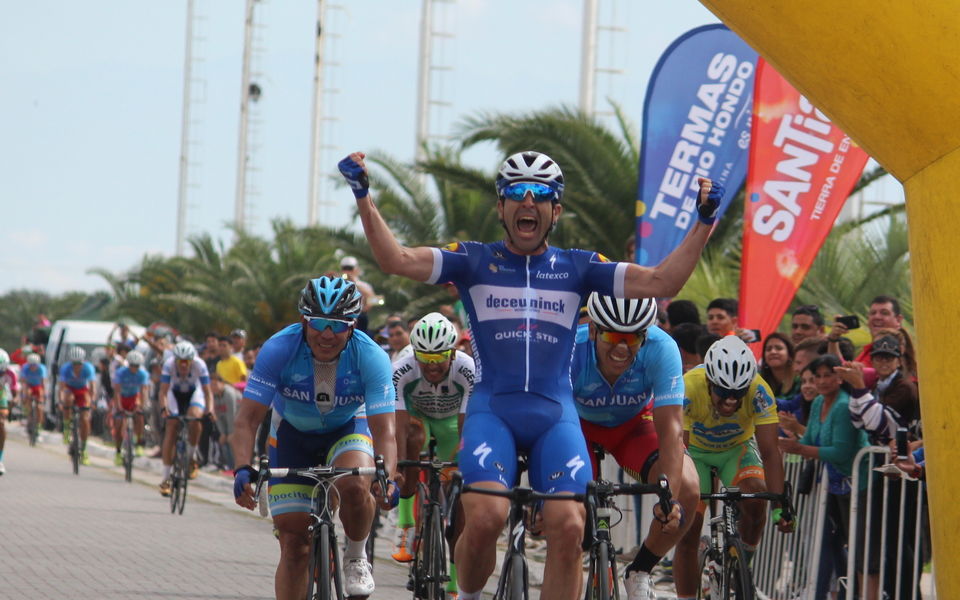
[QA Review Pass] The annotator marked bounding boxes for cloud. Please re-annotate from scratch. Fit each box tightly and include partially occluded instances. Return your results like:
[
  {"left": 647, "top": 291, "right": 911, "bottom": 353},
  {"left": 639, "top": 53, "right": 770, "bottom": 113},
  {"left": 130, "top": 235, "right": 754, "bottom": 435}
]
[{"left": 9, "top": 228, "right": 49, "bottom": 248}]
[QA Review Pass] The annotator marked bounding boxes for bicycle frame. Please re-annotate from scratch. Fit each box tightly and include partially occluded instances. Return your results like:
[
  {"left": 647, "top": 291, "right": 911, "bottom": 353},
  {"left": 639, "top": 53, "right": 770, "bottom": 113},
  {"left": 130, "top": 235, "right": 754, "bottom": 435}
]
[
  {"left": 698, "top": 479, "right": 795, "bottom": 600},
  {"left": 398, "top": 441, "right": 459, "bottom": 600},
  {"left": 167, "top": 415, "right": 199, "bottom": 515},
  {"left": 456, "top": 473, "right": 586, "bottom": 600},
  {"left": 255, "top": 459, "right": 386, "bottom": 600}
]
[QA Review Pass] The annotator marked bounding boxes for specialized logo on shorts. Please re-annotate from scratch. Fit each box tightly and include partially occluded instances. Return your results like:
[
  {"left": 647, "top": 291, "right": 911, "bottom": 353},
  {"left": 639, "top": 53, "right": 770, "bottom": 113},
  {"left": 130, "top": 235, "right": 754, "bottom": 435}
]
[
  {"left": 473, "top": 442, "right": 492, "bottom": 468},
  {"left": 549, "top": 470, "right": 563, "bottom": 481},
  {"left": 566, "top": 455, "right": 586, "bottom": 479}
]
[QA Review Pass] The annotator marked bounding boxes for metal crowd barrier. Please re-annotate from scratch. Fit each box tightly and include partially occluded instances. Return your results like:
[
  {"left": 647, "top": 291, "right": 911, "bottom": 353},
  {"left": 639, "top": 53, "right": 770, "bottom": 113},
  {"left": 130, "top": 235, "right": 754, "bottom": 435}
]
[
  {"left": 845, "top": 446, "right": 931, "bottom": 600},
  {"left": 749, "top": 447, "right": 933, "bottom": 600},
  {"left": 753, "top": 454, "right": 830, "bottom": 599}
]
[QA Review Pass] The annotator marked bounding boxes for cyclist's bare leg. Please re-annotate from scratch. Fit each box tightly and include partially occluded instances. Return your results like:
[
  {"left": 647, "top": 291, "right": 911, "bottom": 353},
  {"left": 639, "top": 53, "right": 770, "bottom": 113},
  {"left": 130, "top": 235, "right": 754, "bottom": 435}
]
[
  {"left": 134, "top": 412, "right": 145, "bottom": 444},
  {"left": 332, "top": 449, "right": 376, "bottom": 543},
  {"left": 736, "top": 476, "right": 767, "bottom": 547},
  {"left": 33, "top": 391, "right": 44, "bottom": 427},
  {"left": 273, "top": 511, "right": 312, "bottom": 600},
  {"left": 78, "top": 407, "right": 91, "bottom": 444},
  {"left": 642, "top": 453, "right": 700, "bottom": 555},
  {"left": 112, "top": 413, "right": 125, "bottom": 450},
  {"left": 454, "top": 485, "right": 509, "bottom": 593},
  {"left": 674, "top": 509, "right": 706, "bottom": 597},
  {"left": 541, "top": 495, "right": 586, "bottom": 600},
  {"left": 186, "top": 405, "right": 204, "bottom": 446},
  {"left": 399, "top": 419, "right": 426, "bottom": 497},
  {"left": 161, "top": 418, "right": 180, "bottom": 467},
  {"left": 0, "top": 408, "right": 7, "bottom": 454}
]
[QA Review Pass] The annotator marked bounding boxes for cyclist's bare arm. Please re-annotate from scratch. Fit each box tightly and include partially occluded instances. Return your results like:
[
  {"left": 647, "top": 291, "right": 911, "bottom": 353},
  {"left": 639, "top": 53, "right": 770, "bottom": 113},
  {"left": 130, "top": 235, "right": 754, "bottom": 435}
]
[
  {"left": 231, "top": 398, "right": 270, "bottom": 474},
  {"left": 395, "top": 409, "right": 410, "bottom": 462},
  {"left": 202, "top": 384, "right": 214, "bottom": 414},
  {"left": 653, "top": 405, "right": 685, "bottom": 492},
  {"left": 348, "top": 152, "right": 435, "bottom": 282},
  {"left": 368, "top": 411, "right": 398, "bottom": 480},
  {"left": 755, "top": 423, "right": 785, "bottom": 497},
  {"left": 622, "top": 178, "right": 716, "bottom": 298}
]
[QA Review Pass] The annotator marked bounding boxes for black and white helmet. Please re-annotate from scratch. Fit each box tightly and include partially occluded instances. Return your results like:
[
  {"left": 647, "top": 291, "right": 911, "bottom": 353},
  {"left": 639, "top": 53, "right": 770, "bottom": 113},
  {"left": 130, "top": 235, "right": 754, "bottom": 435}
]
[
  {"left": 66, "top": 346, "right": 86, "bottom": 363},
  {"left": 587, "top": 293, "right": 658, "bottom": 334},
  {"left": 410, "top": 312, "right": 458, "bottom": 353},
  {"left": 704, "top": 335, "right": 757, "bottom": 391},
  {"left": 495, "top": 151, "right": 565, "bottom": 200},
  {"left": 126, "top": 350, "right": 145, "bottom": 367}
]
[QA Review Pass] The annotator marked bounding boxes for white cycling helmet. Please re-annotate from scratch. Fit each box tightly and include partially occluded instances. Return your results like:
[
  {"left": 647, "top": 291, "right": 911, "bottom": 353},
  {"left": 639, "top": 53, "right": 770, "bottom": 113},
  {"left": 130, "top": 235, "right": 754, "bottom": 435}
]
[
  {"left": 126, "top": 350, "right": 145, "bottom": 366},
  {"left": 410, "top": 312, "right": 458, "bottom": 353},
  {"left": 0, "top": 349, "right": 9, "bottom": 369},
  {"left": 587, "top": 293, "right": 658, "bottom": 334},
  {"left": 704, "top": 335, "right": 757, "bottom": 391},
  {"left": 172, "top": 341, "right": 197, "bottom": 361},
  {"left": 27, "top": 353, "right": 42, "bottom": 365},
  {"left": 66, "top": 346, "right": 86, "bottom": 363},
  {"left": 495, "top": 151, "right": 565, "bottom": 201}
]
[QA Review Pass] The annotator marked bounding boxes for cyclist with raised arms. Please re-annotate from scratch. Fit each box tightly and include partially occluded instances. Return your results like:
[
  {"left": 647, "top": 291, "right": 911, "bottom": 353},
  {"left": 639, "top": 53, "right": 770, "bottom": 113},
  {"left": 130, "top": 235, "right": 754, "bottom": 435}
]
[
  {"left": 674, "top": 335, "right": 792, "bottom": 600},
  {"left": 20, "top": 352, "right": 48, "bottom": 439},
  {"left": 231, "top": 277, "right": 399, "bottom": 600},
  {"left": 59, "top": 347, "right": 96, "bottom": 465},
  {"left": 391, "top": 312, "right": 475, "bottom": 597},
  {"left": 571, "top": 293, "right": 700, "bottom": 599},
  {"left": 0, "top": 349, "right": 19, "bottom": 475},
  {"left": 158, "top": 341, "right": 213, "bottom": 495},
  {"left": 111, "top": 350, "right": 150, "bottom": 464},
  {"left": 339, "top": 150, "right": 723, "bottom": 600}
]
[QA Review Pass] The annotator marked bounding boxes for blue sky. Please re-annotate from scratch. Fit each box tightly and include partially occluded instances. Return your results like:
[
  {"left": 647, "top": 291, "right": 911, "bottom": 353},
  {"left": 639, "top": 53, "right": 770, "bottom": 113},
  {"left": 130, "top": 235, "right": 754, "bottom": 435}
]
[{"left": 0, "top": 1, "right": 900, "bottom": 294}]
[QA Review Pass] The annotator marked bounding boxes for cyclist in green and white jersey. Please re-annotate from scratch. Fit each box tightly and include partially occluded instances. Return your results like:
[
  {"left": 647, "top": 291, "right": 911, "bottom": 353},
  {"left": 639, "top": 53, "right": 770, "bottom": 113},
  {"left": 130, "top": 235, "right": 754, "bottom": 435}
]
[{"left": 391, "top": 313, "right": 474, "bottom": 595}]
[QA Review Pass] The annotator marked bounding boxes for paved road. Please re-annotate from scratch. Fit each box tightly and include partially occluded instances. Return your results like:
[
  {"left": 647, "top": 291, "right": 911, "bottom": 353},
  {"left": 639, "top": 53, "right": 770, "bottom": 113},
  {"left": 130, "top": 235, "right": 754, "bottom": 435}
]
[{"left": 0, "top": 431, "right": 417, "bottom": 599}]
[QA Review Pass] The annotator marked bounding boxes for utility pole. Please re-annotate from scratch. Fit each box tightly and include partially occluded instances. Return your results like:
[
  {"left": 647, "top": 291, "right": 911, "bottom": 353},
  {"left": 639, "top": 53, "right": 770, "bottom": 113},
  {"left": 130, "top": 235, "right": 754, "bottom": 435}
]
[
  {"left": 176, "top": 0, "right": 206, "bottom": 256},
  {"left": 415, "top": 0, "right": 456, "bottom": 163},
  {"left": 234, "top": 0, "right": 257, "bottom": 234},
  {"left": 579, "top": 0, "right": 598, "bottom": 116},
  {"left": 307, "top": 1, "right": 343, "bottom": 226},
  {"left": 579, "top": 0, "right": 627, "bottom": 120}
]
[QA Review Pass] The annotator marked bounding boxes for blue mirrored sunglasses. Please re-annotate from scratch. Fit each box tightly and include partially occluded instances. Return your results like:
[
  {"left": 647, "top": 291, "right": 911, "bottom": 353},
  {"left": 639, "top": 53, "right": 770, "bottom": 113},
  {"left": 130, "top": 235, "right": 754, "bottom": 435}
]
[
  {"left": 305, "top": 316, "right": 353, "bottom": 334},
  {"left": 500, "top": 182, "right": 558, "bottom": 203}
]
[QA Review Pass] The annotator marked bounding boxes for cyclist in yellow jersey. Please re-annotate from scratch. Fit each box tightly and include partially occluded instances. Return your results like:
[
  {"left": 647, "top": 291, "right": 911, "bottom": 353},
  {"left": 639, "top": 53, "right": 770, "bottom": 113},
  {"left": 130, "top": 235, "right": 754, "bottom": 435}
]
[{"left": 673, "top": 335, "right": 793, "bottom": 600}]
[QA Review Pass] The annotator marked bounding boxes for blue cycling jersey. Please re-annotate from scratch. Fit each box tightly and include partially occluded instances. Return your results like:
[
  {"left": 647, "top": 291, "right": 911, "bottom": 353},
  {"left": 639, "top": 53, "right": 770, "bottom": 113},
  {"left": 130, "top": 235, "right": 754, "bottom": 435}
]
[
  {"left": 244, "top": 323, "right": 395, "bottom": 434},
  {"left": 59, "top": 362, "right": 96, "bottom": 390},
  {"left": 113, "top": 366, "right": 149, "bottom": 397},
  {"left": 427, "top": 241, "right": 624, "bottom": 406},
  {"left": 571, "top": 324, "right": 684, "bottom": 427},
  {"left": 21, "top": 363, "right": 47, "bottom": 387}
]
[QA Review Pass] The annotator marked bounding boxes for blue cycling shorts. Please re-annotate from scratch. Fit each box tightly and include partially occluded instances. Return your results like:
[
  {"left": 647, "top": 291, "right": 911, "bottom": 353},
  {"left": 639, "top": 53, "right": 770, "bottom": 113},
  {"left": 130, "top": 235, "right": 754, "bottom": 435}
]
[
  {"left": 267, "top": 417, "right": 374, "bottom": 515},
  {"left": 458, "top": 391, "right": 591, "bottom": 494}
]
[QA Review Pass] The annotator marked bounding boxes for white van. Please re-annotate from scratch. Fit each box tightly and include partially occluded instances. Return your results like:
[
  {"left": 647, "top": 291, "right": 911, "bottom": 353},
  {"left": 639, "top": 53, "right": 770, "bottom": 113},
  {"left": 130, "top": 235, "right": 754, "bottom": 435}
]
[{"left": 45, "top": 320, "right": 145, "bottom": 406}]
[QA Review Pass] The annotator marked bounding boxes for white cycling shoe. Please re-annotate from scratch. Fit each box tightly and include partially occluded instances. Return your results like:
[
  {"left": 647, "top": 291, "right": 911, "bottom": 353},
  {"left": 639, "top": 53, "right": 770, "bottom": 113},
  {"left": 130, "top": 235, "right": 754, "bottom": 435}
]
[
  {"left": 343, "top": 558, "right": 375, "bottom": 597},
  {"left": 624, "top": 569, "right": 656, "bottom": 600}
]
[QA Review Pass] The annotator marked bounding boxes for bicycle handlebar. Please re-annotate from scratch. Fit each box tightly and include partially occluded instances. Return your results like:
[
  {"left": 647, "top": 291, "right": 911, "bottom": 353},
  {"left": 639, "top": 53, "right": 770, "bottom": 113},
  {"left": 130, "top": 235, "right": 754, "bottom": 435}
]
[
  {"left": 588, "top": 475, "right": 672, "bottom": 519},
  {"left": 396, "top": 458, "right": 459, "bottom": 470},
  {"left": 700, "top": 480, "right": 796, "bottom": 521}
]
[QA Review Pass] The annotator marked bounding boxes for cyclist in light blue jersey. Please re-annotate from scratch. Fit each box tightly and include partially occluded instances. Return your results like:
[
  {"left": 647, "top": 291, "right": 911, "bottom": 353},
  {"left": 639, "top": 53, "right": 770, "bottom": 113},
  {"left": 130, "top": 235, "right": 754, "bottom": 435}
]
[
  {"left": 232, "top": 276, "right": 399, "bottom": 600},
  {"left": 572, "top": 293, "right": 700, "bottom": 599},
  {"left": 59, "top": 347, "right": 97, "bottom": 464},
  {"left": 111, "top": 350, "right": 150, "bottom": 463},
  {"left": 340, "top": 149, "right": 724, "bottom": 600}
]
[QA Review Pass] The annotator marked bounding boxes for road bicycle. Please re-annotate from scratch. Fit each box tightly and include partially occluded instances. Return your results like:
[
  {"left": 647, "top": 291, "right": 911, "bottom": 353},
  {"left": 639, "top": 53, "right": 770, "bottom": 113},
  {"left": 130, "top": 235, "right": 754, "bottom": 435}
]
[
  {"left": 453, "top": 457, "right": 587, "bottom": 600},
  {"left": 582, "top": 446, "right": 672, "bottom": 600},
  {"left": 253, "top": 456, "right": 388, "bottom": 600},
  {"left": 167, "top": 415, "right": 200, "bottom": 515},
  {"left": 397, "top": 438, "right": 458, "bottom": 600},
  {"left": 117, "top": 410, "right": 141, "bottom": 482},
  {"left": 66, "top": 406, "right": 90, "bottom": 475},
  {"left": 697, "top": 468, "right": 795, "bottom": 600},
  {"left": 23, "top": 392, "right": 41, "bottom": 447}
]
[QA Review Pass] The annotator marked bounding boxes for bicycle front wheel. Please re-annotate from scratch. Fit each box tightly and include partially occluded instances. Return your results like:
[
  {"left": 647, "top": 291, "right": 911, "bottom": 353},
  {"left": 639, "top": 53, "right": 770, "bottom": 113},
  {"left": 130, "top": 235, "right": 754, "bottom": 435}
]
[
  {"left": 176, "top": 458, "right": 188, "bottom": 515},
  {"left": 722, "top": 538, "right": 755, "bottom": 600},
  {"left": 426, "top": 505, "right": 447, "bottom": 600},
  {"left": 499, "top": 552, "right": 527, "bottom": 600},
  {"left": 696, "top": 536, "right": 720, "bottom": 600},
  {"left": 123, "top": 427, "right": 134, "bottom": 482},
  {"left": 585, "top": 542, "right": 614, "bottom": 600},
  {"left": 70, "top": 421, "right": 80, "bottom": 475},
  {"left": 307, "top": 522, "right": 332, "bottom": 600}
]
